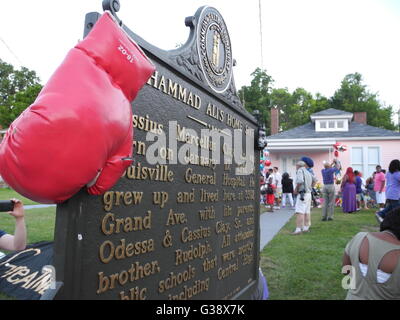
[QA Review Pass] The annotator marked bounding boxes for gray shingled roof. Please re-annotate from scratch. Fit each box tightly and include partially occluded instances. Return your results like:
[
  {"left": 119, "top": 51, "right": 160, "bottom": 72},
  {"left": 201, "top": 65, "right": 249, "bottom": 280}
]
[
  {"left": 311, "top": 108, "right": 353, "bottom": 117},
  {"left": 267, "top": 121, "right": 400, "bottom": 140}
]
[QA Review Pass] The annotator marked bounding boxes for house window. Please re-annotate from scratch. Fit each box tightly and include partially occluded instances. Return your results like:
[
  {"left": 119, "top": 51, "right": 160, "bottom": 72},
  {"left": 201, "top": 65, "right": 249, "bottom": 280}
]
[
  {"left": 351, "top": 146, "right": 380, "bottom": 178},
  {"left": 351, "top": 147, "right": 363, "bottom": 173},
  {"left": 316, "top": 119, "right": 348, "bottom": 131},
  {"left": 367, "top": 147, "right": 379, "bottom": 176}
]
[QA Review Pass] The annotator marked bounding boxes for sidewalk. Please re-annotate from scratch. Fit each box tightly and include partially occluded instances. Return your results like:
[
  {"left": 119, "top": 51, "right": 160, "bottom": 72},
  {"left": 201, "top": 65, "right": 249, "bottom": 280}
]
[
  {"left": 24, "top": 204, "right": 55, "bottom": 210},
  {"left": 259, "top": 206, "right": 295, "bottom": 251}
]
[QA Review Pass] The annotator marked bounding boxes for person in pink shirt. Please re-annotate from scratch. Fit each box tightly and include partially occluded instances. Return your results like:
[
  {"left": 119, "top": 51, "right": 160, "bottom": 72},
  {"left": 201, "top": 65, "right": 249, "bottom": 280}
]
[{"left": 374, "top": 165, "right": 386, "bottom": 209}]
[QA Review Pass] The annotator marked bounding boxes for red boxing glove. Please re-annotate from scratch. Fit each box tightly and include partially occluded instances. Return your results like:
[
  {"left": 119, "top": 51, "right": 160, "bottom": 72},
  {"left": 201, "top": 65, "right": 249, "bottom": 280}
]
[{"left": 0, "top": 12, "right": 155, "bottom": 203}]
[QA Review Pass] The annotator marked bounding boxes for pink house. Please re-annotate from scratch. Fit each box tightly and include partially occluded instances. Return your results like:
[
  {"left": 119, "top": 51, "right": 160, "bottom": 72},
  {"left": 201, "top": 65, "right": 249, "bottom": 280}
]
[{"left": 265, "top": 108, "right": 400, "bottom": 184}]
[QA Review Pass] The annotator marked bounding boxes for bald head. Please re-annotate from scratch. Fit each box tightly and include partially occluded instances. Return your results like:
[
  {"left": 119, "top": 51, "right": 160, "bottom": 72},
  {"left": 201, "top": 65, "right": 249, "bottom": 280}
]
[{"left": 296, "top": 161, "right": 306, "bottom": 168}]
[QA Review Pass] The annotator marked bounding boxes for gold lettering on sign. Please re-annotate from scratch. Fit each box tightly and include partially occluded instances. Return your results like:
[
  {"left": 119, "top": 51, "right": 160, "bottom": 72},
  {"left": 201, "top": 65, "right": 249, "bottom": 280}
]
[
  {"left": 223, "top": 205, "right": 232, "bottom": 217},
  {"left": 158, "top": 265, "right": 196, "bottom": 293},
  {"left": 97, "top": 260, "right": 160, "bottom": 295},
  {"left": 175, "top": 241, "right": 212, "bottom": 266},
  {"left": 217, "top": 259, "right": 239, "bottom": 280},
  {"left": 226, "top": 113, "right": 244, "bottom": 130},
  {"left": 206, "top": 103, "right": 224, "bottom": 122},
  {"left": 167, "top": 278, "right": 210, "bottom": 300},
  {"left": 223, "top": 190, "right": 235, "bottom": 201},
  {"left": 103, "top": 191, "right": 143, "bottom": 211},
  {"left": 181, "top": 226, "right": 211, "bottom": 243},
  {"left": 99, "top": 238, "right": 155, "bottom": 264},
  {"left": 176, "top": 124, "right": 216, "bottom": 151},
  {"left": 153, "top": 191, "right": 169, "bottom": 209},
  {"left": 238, "top": 242, "right": 253, "bottom": 255},
  {"left": 200, "top": 189, "right": 219, "bottom": 202},
  {"left": 185, "top": 168, "right": 216, "bottom": 185},
  {"left": 147, "top": 71, "right": 202, "bottom": 110},
  {"left": 166, "top": 209, "right": 187, "bottom": 226},
  {"left": 221, "top": 235, "right": 231, "bottom": 248},
  {"left": 222, "top": 174, "right": 245, "bottom": 188},
  {"left": 101, "top": 211, "right": 151, "bottom": 236},
  {"left": 222, "top": 250, "right": 236, "bottom": 262},
  {"left": 132, "top": 140, "right": 146, "bottom": 156},
  {"left": 119, "top": 287, "right": 147, "bottom": 300},
  {"left": 124, "top": 163, "right": 174, "bottom": 182},
  {"left": 202, "top": 255, "right": 217, "bottom": 272},
  {"left": 198, "top": 206, "right": 215, "bottom": 221},
  {"left": 237, "top": 204, "right": 254, "bottom": 217},
  {"left": 234, "top": 229, "right": 254, "bottom": 243},
  {"left": 132, "top": 114, "right": 163, "bottom": 135},
  {"left": 177, "top": 189, "right": 195, "bottom": 203},
  {"left": 184, "top": 150, "right": 216, "bottom": 170}
]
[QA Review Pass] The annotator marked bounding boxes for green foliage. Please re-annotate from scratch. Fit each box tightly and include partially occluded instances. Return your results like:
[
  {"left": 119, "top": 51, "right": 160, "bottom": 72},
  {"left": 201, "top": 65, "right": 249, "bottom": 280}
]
[
  {"left": 330, "top": 73, "right": 396, "bottom": 130},
  {"left": 0, "top": 59, "right": 42, "bottom": 127},
  {"left": 239, "top": 69, "right": 396, "bottom": 133},
  {"left": 238, "top": 68, "right": 274, "bottom": 133}
]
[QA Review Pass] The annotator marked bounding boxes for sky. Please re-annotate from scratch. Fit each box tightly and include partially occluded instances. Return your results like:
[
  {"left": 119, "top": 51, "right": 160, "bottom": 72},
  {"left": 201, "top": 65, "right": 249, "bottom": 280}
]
[{"left": 1, "top": 0, "right": 399, "bottom": 120}]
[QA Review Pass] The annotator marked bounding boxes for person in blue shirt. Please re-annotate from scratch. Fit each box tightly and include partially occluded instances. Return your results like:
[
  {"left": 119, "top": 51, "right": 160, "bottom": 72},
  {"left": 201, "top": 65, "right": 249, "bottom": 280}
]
[
  {"left": 321, "top": 159, "right": 340, "bottom": 221},
  {"left": 376, "top": 159, "right": 400, "bottom": 222},
  {"left": 354, "top": 170, "right": 365, "bottom": 211},
  {"left": 0, "top": 198, "right": 27, "bottom": 252}
]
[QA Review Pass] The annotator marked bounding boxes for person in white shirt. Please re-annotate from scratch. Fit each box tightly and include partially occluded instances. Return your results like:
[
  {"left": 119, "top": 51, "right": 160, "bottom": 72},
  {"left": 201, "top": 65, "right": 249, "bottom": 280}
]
[
  {"left": 273, "top": 167, "right": 282, "bottom": 209},
  {"left": 292, "top": 161, "right": 316, "bottom": 235}
]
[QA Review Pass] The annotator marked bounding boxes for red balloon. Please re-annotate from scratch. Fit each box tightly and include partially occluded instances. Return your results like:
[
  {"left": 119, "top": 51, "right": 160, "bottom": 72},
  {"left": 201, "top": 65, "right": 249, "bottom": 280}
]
[{"left": 264, "top": 160, "right": 271, "bottom": 166}]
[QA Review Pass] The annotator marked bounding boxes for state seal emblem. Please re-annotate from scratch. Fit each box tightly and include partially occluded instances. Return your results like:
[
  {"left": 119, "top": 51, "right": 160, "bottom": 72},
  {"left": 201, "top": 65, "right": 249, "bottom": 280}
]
[{"left": 197, "top": 7, "right": 233, "bottom": 93}]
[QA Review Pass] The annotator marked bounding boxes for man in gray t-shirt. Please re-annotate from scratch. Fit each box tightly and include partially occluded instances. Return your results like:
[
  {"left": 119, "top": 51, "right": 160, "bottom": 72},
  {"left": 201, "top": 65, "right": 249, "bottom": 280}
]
[{"left": 292, "top": 161, "right": 316, "bottom": 235}]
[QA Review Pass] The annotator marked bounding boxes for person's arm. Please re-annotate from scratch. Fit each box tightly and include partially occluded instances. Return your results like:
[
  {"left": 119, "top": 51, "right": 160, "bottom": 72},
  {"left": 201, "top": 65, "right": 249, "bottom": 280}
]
[
  {"left": 342, "top": 252, "right": 352, "bottom": 269},
  {"left": 340, "top": 175, "right": 347, "bottom": 191},
  {"left": 0, "top": 199, "right": 26, "bottom": 251},
  {"left": 379, "top": 174, "right": 385, "bottom": 193},
  {"left": 294, "top": 170, "right": 303, "bottom": 195},
  {"left": 311, "top": 173, "right": 317, "bottom": 188}
]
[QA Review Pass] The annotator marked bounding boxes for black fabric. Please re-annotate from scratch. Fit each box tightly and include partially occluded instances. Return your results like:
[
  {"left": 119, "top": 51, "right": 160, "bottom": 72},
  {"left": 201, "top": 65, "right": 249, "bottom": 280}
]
[
  {"left": 282, "top": 178, "right": 294, "bottom": 193},
  {"left": 0, "top": 229, "right": 6, "bottom": 238},
  {"left": 0, "top": 241, "right": 53, "bottom": 300}
]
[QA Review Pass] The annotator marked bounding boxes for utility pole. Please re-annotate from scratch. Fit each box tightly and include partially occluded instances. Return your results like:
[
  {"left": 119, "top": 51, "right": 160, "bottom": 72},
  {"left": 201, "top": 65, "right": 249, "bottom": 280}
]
[{"left": 258, "top": 0, "right": 264, "bottom": 69}]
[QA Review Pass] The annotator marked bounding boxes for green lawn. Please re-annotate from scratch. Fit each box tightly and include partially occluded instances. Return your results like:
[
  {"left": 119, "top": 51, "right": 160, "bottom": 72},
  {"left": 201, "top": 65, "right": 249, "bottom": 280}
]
[
  {"left": 0, "top": 188, "right": 40, "bottom": 205},
  {"left": 260, "top": 207, "right": 379, "bottom": 300}
]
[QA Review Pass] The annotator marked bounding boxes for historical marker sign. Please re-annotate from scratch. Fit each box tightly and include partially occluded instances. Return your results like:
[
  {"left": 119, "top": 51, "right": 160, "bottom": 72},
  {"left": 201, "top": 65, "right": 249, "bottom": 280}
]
[{"left": 53, "top": 4, "right": 261, "bottom": 300}]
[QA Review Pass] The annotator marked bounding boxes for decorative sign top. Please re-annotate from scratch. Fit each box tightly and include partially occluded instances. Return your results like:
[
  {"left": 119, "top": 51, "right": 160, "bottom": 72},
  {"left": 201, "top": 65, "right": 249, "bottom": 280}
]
[{"left": 196, "top": 7, "right": 233, "bottom": 94}]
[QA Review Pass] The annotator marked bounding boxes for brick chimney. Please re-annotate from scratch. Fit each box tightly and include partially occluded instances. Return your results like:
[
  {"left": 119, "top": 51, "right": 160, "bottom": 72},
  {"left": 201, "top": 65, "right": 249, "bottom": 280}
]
[
  {"left": 353, "top": 112, "right": 367, "bottom": 124},
  {"left": 271, "top": 107, "right": 279, "bottom": 135}
]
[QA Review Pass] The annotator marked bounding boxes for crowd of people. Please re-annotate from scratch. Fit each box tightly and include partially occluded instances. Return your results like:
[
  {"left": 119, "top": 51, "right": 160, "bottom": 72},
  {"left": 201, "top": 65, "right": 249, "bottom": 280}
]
[
  {"left": 338, "top": 161, "right": 400, "bottom": 224},
  {"left": 260, "top": 158, "right": 400, "bottom": 224},
  {"left": 260, "top": 156, "right": 400, "bottom": 299},
  {"left": 260, "top": 157, "right": 318, "bottom": 234}
]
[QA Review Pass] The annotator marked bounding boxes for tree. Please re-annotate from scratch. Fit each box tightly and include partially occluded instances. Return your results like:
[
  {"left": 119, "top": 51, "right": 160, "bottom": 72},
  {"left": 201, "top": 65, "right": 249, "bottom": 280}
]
[
  {"left": 0, "top": 59, "right": 42, "bottom": 127},
  {"left": 330, "top": 73, "right": 396, "bottom": 130},
  {"left": 238, "top": 68, "right": 274, "bottom": 133}
]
